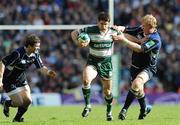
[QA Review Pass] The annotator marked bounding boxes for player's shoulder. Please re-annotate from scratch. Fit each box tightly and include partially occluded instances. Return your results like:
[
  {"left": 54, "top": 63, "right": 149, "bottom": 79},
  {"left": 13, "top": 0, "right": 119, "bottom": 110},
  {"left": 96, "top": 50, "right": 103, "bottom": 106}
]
[
  {"left": 83, "top": 25, "right": 99, "bottom": 34},
  {"left": 16, "top": 46, "right": 25, "bottom": 53},
  {"left": 9, "top": 47, "right": 24, "bottom": 57},
  {"left": 149, "top": 32, "right": 161, "bottom": 42}
]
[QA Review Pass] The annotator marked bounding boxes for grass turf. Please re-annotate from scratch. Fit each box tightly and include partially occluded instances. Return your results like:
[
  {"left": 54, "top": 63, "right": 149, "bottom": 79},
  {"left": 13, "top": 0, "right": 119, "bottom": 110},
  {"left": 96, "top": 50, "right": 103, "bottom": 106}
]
[{"left": 0, "top": 104, "right": 180, "bottom": 125}]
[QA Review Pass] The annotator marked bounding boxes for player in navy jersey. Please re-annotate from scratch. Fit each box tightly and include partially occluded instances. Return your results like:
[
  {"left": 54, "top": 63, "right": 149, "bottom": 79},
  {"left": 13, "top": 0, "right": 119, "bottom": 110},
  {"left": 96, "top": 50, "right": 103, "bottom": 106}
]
[
  {"left": 0, "top": 34, "right": 56, "bottom": 122},
  {"left": 112, "top": 14, "right": 161, "bottom": 120}
]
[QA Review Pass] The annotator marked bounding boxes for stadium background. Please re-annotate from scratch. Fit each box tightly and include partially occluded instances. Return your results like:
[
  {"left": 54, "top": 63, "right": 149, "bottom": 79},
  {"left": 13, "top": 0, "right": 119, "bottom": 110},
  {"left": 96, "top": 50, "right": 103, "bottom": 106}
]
[{"left": 0, "top": 0, "right": 179, "bottom": 106}]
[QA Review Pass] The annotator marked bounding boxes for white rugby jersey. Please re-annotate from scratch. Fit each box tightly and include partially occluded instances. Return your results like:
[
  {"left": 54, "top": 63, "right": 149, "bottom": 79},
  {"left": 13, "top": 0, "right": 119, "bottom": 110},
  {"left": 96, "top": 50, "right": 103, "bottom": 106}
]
[{"left": 79, "top": 26, "right": 121, "bottom": 57}]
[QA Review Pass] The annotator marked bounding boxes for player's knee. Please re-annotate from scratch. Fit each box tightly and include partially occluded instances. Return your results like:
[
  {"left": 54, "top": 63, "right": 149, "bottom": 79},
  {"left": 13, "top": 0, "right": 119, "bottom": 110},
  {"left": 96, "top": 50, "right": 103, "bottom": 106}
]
[
  {"left": 131, "top": 79, "right": 141, "bottom": 90},
  {"left": 137, "top": 89, "right": 145, "bottom": 98},
  {"left": 23, "top": 98, "right": 32, "bottom": 107},
  {"left": 83, "top": 79, "right": 91, "bottom": 86},
  {"left": 103, "top": 89, "right": 111, "bottom": 97},
  {"left": 130, "top": 88, "right": 144, "bottom": 98}
]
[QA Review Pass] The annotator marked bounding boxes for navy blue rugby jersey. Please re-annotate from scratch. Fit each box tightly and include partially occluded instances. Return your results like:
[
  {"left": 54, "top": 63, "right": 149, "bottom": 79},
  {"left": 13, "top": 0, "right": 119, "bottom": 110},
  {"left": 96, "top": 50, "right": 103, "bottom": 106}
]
[
  {"left": 2, "top": 46, "right": 44, "bottom": 84},
  {"left": 125, "top": 26, "right": 162, "bottom": 73}
]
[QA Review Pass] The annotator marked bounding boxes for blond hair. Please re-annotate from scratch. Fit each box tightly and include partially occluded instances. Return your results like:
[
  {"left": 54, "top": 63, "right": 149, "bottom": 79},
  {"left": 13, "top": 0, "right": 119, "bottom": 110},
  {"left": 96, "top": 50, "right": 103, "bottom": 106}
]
[{"left": 142, "top": 14, "right": 157, "bottom": 28}]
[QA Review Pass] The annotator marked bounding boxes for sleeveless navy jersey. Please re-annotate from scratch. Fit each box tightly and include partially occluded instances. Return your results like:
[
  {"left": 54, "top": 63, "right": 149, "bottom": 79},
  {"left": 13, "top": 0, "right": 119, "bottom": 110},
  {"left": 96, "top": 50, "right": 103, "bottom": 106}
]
[
  {"left": 2, "top": 46, "right": 44, "bottom": 84},
  {"left": 125, "top": 26, "right": 162, "bottom": 74}
]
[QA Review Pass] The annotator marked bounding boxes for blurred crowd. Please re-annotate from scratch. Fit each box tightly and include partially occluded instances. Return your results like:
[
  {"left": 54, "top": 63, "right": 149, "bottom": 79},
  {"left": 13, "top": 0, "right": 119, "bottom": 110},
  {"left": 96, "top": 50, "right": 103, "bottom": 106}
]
[{"left": 0, "top": 0, "right": 179, "bottom": 94}]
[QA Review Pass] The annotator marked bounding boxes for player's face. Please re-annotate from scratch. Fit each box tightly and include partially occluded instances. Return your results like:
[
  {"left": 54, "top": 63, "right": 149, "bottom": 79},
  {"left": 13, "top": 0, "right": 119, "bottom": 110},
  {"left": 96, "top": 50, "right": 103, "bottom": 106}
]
[
  {"left": 98, "top": 20, "right": 109, "bottom": 32},
  {"left": 30, "top": 42, "right": 40, "bottom": 53},
  {"left": 142, "top": 22, "right": 151, "bottom": 35}
]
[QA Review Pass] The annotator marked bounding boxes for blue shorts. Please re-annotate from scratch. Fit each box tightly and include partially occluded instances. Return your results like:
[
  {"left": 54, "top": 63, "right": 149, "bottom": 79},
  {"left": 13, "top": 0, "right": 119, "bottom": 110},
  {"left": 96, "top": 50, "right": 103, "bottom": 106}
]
[{"left": 130, "top": 66, "right": 154, "bottom": 82}]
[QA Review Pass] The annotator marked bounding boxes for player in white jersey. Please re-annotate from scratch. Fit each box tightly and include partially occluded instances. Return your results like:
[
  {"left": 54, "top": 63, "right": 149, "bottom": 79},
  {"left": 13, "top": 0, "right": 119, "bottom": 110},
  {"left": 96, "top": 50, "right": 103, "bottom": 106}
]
[{"left": 71, "top": 12, "right": 121, "bottom": 121}]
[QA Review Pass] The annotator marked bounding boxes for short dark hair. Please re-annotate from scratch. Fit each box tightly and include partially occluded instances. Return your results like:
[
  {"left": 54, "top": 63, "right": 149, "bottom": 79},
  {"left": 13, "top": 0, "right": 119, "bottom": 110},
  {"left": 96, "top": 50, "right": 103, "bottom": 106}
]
[
  {"left": 25, "top": 34, "right": 40, "bottom": 47},
  {"left": 98, "top": 12, "right": 110, "bottom": 22}
]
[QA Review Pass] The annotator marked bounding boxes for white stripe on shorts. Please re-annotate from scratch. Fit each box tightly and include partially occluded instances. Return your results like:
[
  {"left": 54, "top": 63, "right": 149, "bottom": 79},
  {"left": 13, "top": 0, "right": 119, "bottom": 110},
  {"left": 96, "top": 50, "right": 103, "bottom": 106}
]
[{"left": 7, "top": 84, "right": 28, "bottom": 96}]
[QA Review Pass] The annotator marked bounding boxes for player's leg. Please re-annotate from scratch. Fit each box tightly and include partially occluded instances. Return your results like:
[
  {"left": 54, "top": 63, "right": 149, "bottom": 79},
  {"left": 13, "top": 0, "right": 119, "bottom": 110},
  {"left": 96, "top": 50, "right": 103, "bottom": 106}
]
[
  {"left": 118, "top": 86, "right": 136, "bottom": 120},
  {"left": 98, "top": 57, "right": 113, "bottom": 121},
  {"left": 119, "top": 68, "right": 139, "bottom": 120},
  {"left": 81, "top": 65, "right": 97, "bottom": 117},
  {"left": 101, "top": 78, "right": 113, "bottom": 121},
  {"left": 2, "top": 83, "right": 25, "bottom": 117},
  {"left": 13, "top": 84, "right": 32, "bottom": 122},
  {"left": 136, "top": 69, "right": 153, "bottom": 120}
]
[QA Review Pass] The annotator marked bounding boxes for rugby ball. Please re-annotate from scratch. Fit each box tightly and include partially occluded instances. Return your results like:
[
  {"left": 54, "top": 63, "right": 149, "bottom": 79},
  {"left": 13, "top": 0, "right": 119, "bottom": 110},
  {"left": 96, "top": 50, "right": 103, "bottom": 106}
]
[{"left": 78, "top": 32, "right": 90, "bottom": 43}]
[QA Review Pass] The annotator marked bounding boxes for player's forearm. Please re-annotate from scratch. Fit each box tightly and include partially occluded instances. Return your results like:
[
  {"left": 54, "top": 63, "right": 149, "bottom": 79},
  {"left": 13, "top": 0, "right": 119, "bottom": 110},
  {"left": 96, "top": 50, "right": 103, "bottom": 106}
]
[
  {"left": 123, "top": 38, "right": 143, "bottom": 53},
  {"left": 71, "top": 30, "right": 79, "bottom": 44},
  {"left": 39, "top": 66, "right": 49, "bottom": 76},
  {"left": 124, "top": 33, "right": 142, "bottom": 44}
]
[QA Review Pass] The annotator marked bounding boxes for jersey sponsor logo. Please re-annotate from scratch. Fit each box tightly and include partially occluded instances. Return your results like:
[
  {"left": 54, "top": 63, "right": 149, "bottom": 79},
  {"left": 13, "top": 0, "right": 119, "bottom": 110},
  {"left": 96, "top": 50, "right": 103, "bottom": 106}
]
[
  {"left": 93, "top": 43, "right": 112, "bottom": 48},
  {"left": 145, "top": 40, "right": 155, "bottom": 49}
]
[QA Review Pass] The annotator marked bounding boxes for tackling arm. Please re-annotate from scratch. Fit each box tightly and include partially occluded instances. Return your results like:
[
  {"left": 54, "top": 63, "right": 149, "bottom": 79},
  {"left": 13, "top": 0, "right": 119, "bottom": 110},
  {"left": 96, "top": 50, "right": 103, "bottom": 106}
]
[
  {"left": 113, "top": 25, "right": 144, "bottom": 44},
  {"left": 112, "top": 33, "right": 143, "bottom": 53},
  {"left": 122, "top": 37, "right": 143, "bottom": 52},
  {"left": 124, "top": 33, "right": 142, "bottom": 44}
]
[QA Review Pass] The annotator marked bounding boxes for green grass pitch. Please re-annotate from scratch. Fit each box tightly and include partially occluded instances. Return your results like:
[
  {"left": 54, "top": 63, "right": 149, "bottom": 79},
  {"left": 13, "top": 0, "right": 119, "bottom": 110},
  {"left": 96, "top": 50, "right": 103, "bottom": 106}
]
[{"left": 0, "top": 104, "right": 180, "bottom": 125}]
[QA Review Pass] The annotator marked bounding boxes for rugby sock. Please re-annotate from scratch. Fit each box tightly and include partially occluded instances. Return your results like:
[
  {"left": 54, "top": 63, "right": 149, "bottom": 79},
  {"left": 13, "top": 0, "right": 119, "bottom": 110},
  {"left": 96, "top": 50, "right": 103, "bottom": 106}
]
[
  {"left": 5, "top": 100, "right": 13, "bottom": 107},
  {"left": 14, "top": 107, "right": 27, "bottom": 120},
  {"left": 138, "top": 96, "right": 146, "bottom": 112},
  {"left": 123, "top": 89, "right": 136, "bottom": 110},
  {"left": 82, "top": 87, "right": 91, "bottom": 106},
  {"left": 105, "top": 94, "right": 113, "bottom": 113}
]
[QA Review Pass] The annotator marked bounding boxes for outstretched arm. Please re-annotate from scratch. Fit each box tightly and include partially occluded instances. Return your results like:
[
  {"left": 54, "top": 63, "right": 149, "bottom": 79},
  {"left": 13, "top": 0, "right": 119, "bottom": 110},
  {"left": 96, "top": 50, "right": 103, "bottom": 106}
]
[
  {"left": 124, "top": 33, "right": 141, "bottom": 44},
  {"left": 112, "top": 33, "right": 143, "bottom": 53},
  {"left": 112, "top": 25, "right": 145, "bottom": 44}
]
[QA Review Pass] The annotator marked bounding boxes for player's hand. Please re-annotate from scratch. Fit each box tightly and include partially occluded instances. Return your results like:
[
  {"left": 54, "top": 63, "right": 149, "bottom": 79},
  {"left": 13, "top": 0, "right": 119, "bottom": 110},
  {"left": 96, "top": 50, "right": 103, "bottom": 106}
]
[
  {"left": 77, "top": 38, "right": 89, "bottom": 47},
  {"left": 112, "top": 25, "right": 126, "bottom": 32},
  {"left": 112, "top": 33, "right": 126, "bottom": 42},
  {"left": 47, "top": 70, "right": 57, "bottom": 78}
]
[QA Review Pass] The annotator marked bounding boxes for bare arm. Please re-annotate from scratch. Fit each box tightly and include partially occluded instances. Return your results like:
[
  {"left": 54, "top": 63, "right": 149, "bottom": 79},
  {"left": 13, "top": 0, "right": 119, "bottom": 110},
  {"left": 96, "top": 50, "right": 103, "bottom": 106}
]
[
  {"left": 71, "top": 30, "right": 79, "bottom": 44},
  {"left": 0, "top": 61, "right": 5, "bottom": 89},
  {"left": 124, "top": 33, "right": 148, "bottom": 44},
  {"left": 124, "top": 33, "right": 141, "bottom": 44},
  {"left": 38, "top": 66, "right": 56, "bottom": 78},
  {"left": 71, "top": 30, "right": 89, "bottom": 47},
  {"left": 112, "top": 34, "right": 143, "bottom": 53}
]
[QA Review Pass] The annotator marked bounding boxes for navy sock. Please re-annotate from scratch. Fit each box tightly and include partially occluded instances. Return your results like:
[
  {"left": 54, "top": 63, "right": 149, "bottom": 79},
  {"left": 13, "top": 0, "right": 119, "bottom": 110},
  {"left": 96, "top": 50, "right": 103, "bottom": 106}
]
[
  {"left": 14, "top": 107, "right": 28, "bottom": 120},
  {"left": 5, "top": 100, "right": 13, "bottom": 107},
  {"left": 123, "top": 89, "right": 136, "bottom": 110},
  {"left": 138, "top": 96, "right": 146, "bottom": 112}
]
